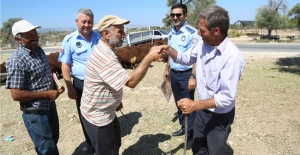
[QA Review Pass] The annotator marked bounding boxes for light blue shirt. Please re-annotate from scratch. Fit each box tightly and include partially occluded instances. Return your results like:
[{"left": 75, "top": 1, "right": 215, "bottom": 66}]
[
  {"left": 175, "top": 37, "right": 244, "bottom": 113},
  {"left": 168, "top": 22, "right": 201, "bottom": 71},
  {"left": 58, "top": 30, "right": 100, "bottom": 80}
]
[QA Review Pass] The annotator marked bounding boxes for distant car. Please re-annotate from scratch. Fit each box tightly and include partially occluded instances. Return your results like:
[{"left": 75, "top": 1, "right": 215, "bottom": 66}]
[
  {"left": 260, "top": 35, "right": 280, "bottom": 40},
  {"left": 286, "top": 36, "right": 295, "bottom": 40},
  {"left": 152, "top": 30, "right": 169, "bottom": 40}
]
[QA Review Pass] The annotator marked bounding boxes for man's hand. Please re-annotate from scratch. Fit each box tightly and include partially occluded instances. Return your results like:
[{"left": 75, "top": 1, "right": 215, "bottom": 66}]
[
  {"left": 67, "top": 86, "right": 77, "bottom": 99},
  {"left": 58, "top": 86, "right": 65, "bottom": 94},
  {"left": 163, "top": 70, "right": 170, "bottom": 81},
  {"left": 116, "top": 102, "right": 123, "bottom": 111},
  {"left": 148, "top": 46, "right": 166, "bottom": 61},
  {"left": 46, "top": 90, "right": 60, "bottom": 100},
  {"left": 177, "top": 98, "right": 196, "bottom": 114},
  {"left": 188, "top": 76, "right": 196, "bottom": 91}
]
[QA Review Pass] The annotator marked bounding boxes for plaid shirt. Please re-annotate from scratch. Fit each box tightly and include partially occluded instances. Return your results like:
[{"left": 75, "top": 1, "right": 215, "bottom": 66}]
[{"left": 5, "top": 45, "right": 55, "bottom": 111}]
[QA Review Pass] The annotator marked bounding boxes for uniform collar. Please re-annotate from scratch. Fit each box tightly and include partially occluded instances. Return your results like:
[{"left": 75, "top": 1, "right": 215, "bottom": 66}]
[{"left": 171, "top": 22, "right": 187, "bottom": 34}]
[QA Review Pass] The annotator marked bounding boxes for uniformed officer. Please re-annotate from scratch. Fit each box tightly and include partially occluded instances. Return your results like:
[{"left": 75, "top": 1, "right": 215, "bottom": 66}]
[
  {"left": 58, "top": 8, "right": 100, "bottom": 153},
  {"left": 163, "top": 3, "right": 201, "bottom": 149}
]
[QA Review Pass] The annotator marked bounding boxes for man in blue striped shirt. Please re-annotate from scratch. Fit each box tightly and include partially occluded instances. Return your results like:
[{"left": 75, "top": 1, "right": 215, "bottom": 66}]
[{"left": 6, "top": 20, "right": 65, "bottom": 155}]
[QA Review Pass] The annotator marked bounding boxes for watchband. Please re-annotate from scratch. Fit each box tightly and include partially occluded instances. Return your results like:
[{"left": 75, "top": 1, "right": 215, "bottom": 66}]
[{"left": 191, "top": 73, "right": 196, "bottom": 79}]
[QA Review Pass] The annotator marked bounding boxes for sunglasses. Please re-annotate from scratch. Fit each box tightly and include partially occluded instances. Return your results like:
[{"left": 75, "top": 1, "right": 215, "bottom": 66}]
[{"left": 170, "top": 13, "right": 183, "bottom": 18}]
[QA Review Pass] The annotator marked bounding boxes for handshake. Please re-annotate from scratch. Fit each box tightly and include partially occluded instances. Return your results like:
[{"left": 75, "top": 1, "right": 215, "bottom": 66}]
[{"left": 148, "top": 45, "right": 173, "bottom": 62}]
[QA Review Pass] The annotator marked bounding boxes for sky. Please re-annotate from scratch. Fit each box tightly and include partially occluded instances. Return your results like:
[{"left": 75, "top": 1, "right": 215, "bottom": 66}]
[{"left": 1, "top": 0, "right": 299, "bottom": 29}]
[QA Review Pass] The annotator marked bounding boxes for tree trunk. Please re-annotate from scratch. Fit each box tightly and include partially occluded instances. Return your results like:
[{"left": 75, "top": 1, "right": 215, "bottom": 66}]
[{"left": 268, "top": 29, "right": 272, "bottom": 36}]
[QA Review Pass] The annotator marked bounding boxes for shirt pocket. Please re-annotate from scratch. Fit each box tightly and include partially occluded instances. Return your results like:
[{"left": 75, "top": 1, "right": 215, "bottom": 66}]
[
  {"left": 206, "top": 69, "right": 219, "bottom": 91},
  {"left": 177, "top": 39, "right": 189, "bottom": 51},
  {"left": 74, "top": 47, "right": 88, "bottom": 61}
]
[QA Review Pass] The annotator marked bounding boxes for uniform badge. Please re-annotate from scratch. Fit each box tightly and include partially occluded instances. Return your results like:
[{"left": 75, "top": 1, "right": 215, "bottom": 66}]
[
  {"left": 76, "top": 42, "right": 82, "bottom": 48},
  {"left": 192, "top": 38, "right": 198, "bottom": 44},
  {"left": 181, "top": 35, "right": 186, "bottom": 41},
  {"left": 59, "top": 48, "right": 64, "bottom": 53}
]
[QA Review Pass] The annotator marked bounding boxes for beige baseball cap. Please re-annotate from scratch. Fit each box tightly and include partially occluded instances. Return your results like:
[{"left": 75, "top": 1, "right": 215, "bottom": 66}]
[
  {"left": 12, "top": 20, "right": 41, "bottom": 37},
  {"left": 97, "top": 15, "right": 130, "bottom": 32}
]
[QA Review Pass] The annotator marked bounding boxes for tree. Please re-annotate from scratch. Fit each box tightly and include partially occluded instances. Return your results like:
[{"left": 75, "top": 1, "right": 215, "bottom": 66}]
[
  {"left": 287, "top": 3, "right": 300, "bottom": 31},
  {"left": 187, "top": 0, "right": 216, "bottom": 28},
  {"left": 1, "top": 17, "right": 23, "bottom": 48},
  {"left": 268, "top": 0, "right": 287, "bottom": 13},
  {"left": 163, "top": 0, "right": 216, "bottom": 28},
  {"left": 255, "top": 0, "right": 289, "bottom": 36},
  {"left": 255, "top": 6, "right": 285, "bottom": 35}
]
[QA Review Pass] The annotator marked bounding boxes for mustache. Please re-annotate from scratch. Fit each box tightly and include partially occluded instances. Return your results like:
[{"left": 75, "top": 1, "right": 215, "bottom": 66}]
[{"left": 30, "top": 40, "right": 38, "bottom": 43}]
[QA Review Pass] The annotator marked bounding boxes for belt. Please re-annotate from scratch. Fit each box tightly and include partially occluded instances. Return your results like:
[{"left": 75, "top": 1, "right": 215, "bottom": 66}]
[
  {"left": 20, "top": 103, "right": 38, "bottom": 113},
  {"left": 171, "top": 68, "right": 192, "bottom": 73},
  {"left": 203, "top": 110, "right": 218, "bottom": 115}
]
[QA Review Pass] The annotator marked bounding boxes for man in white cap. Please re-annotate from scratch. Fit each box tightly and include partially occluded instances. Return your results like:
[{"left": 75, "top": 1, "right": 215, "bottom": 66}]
[
  {"left": 5, "top": 20, "right": 65, "bottom": 155},
  {"left": 80, "top": 15, "right": 164, "bottom": 154}
]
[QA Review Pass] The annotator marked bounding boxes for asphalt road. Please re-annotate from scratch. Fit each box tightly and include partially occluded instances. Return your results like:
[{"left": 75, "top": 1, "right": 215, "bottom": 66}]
[{"left": 1, "top": 43, "right": 300, "bottom": 55}]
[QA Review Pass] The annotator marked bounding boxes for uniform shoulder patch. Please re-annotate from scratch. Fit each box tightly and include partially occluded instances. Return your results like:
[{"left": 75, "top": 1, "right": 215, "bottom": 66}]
[
  {"left": 185, "top": 26, "right": 195, "bottom": 34},
  {"left": 192, "top": 38, "right": 198, "bottom": 44}
]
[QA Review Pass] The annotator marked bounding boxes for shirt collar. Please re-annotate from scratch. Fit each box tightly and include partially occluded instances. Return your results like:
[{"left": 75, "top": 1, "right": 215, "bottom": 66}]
[
  {"left": 19, "top": 45, "right": 42, "bottom": 56},
  {"left": 204, "top": 36, "right": 229, "bottom": 61},
  {"left": 171, "top": 22, "right": 187, "bottom": 34},
  {"left": 75, "top": 29, "right": 99, "bottom": 41},
  {"left": 98, "top": 40, "right": 117, "bottom": 57}
]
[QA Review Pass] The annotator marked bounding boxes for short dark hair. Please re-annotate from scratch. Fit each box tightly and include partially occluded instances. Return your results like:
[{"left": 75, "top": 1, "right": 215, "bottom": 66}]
[{"left": 171, "top": 3, "right": 187, "bottom": 14}]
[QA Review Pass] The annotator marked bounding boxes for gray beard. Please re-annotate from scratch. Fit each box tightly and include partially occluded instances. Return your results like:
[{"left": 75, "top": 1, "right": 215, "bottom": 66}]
[{"left": 109, "top": 34, "right": 121, "bottom": 47}]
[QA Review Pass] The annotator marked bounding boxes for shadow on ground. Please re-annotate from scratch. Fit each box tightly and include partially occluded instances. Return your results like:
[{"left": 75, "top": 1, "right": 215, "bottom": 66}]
[
  {"left": 71, "top": 112, "right": 142, "bottom": 155},
  {"left": 122, "top": 133, "right": 172, "bottom": 155},
  {"left": 275, "top": 54, "right": 300, "bottom": 75}
]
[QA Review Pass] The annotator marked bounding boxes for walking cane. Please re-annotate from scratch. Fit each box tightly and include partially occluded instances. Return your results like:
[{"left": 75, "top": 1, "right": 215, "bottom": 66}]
[{"left": 183, "top": 115, "right": 188, "bottom": 155}]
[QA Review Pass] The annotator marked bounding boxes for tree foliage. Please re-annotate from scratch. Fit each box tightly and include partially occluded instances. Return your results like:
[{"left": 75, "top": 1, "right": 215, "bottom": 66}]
[
  {"left": 287, "top": 3, "right": 300, "bottom": 30},
  {"left": 255, "top": 0, "right": 289, "bottom": 36},
  {"left": 255, "top": 6, "right": 285, "bottom": 35},
  {"left": 163, "top": 0, "right": 216, "bottom": 28},
  {"left": 187, "top": 0, "right": 216, "bottom": 28},
  {"left": 1, "top": 17, "right": 23, "bottom": 48}
]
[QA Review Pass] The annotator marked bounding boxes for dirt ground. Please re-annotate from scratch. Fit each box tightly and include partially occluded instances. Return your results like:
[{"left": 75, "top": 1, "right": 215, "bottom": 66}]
[{"left": 0, "top": 43, "right": 300, "bottom": 154}]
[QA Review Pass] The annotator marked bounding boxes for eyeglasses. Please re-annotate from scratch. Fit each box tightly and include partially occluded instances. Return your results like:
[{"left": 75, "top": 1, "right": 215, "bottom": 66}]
[{"left": 170, "top": 13, "right": 183, "bottom": 18}]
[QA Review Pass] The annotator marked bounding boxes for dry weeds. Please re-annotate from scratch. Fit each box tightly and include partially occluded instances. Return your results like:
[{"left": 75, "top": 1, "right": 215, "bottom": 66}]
[{"left": 0, "top": 52, "right": 300, "bottom": 155}]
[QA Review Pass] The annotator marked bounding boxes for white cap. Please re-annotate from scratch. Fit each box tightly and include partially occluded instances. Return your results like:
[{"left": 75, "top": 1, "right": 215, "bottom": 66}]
[{"left": 12, "top": 20, "right": 41, "bottom": 37}]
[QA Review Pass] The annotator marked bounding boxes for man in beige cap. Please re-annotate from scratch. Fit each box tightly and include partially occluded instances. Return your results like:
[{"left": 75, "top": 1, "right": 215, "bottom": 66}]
[
  {"left": 80, "top": 15, "right": 164, "bottom": 154},
  {"left": 5, "top": 19, "right": 65, "bottom": 155}
]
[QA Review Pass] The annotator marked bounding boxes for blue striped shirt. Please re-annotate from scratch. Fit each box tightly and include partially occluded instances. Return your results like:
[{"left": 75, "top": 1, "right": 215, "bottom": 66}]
[{"left": 5, "top": 45, "right": 55, "bottom": 111}]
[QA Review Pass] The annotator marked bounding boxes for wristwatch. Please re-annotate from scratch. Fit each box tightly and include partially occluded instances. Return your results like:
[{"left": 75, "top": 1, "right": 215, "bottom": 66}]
[{"left": 191, "top": 73, "right": 196, "bottom": 79}]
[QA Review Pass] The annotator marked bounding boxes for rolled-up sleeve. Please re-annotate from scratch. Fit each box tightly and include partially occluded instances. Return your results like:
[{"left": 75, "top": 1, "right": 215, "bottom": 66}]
[{"left": 214, "top": 56, "right": 244, "bottom": 108}]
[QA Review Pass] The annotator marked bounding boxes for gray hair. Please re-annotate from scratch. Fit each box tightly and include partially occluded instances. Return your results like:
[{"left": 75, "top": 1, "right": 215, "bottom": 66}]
[
  {"left": 15, "top": 33, "right": 22, "bottom": 39},
  {"left": 100, "top": 26, "right": 112, "bottom": 40},
  {"left": 198, "top": 5, "right": 229, "bottom": 36},
  {"left": 76, "top": 8, "right": 94, "bottom": 20}
]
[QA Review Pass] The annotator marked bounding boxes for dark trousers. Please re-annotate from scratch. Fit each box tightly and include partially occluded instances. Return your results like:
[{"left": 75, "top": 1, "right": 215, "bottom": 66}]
[
  {"left": 192, "top": 108, "right": 235, "bottom": 155},
  {"left": 170, "top": 69, "right": 196, "bottom": 142},
  {"left": 81, "top": 115, "right": 121, "bottom": 155},
  {"left": 22, "top": 103, "right": 59, "bottom": 155},
  {"left": 73, "top": 77, "right": 92, "bottom": 148}
]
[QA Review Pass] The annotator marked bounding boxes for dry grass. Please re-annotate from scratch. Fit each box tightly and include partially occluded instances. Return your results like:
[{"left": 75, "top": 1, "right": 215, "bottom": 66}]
[{"left": 0, "top": 52, "right": 300, "bottom": 155}]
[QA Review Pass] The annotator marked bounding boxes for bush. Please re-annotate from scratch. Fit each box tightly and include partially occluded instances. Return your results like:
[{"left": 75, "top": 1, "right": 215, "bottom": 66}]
[{"left": 228, "top": 29, "right": 241, "bottom": 38}]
